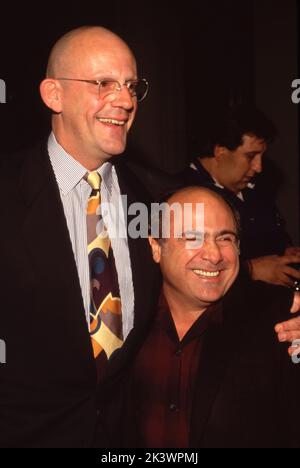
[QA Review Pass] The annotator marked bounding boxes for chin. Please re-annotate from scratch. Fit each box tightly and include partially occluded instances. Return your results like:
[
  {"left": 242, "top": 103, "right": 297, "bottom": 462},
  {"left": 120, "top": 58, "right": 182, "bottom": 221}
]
[
  {"left": 106, "top": 143, "right": 127, "bottom": 157},
  {"left": 196, "top": 291, "right": 223, "bottom": 306}
]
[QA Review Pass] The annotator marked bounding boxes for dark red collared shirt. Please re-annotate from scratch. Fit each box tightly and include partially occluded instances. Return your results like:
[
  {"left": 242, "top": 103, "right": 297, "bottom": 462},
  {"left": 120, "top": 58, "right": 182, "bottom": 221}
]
[{"left": 131, "top": 295, "right": 223, "bottom": 448}]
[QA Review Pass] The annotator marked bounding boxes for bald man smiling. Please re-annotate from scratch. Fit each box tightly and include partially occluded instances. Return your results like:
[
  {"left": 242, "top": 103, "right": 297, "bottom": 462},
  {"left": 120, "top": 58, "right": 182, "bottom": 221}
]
[
  {"left": 100, "top": 187, "right": 300, "bottom": 448},
  {"left": 0, "top": 26, "right": 159, "bottom": 447}
]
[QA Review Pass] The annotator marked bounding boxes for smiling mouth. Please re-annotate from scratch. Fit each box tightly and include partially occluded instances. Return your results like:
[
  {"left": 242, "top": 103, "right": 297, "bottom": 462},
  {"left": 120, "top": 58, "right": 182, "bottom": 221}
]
[
  {"left": 96, "top": 118, "right": 126, "bottom": 126},
  {"left": 192, "top": 269, "right": 221, "bottom": 278}
]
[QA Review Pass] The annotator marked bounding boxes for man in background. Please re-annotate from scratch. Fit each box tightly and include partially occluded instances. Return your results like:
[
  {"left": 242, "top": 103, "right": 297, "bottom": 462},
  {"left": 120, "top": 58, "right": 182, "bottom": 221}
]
[{"left": 182, "top": 105, "right": 300, "bottom": 287}]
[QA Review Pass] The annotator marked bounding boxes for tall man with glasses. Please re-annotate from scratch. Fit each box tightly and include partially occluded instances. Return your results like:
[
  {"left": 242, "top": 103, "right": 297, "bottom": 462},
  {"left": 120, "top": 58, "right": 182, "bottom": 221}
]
[
  {"left": 1, "top": 25, "right": 300, "bottom": 449},
  {"left": 0, "top": 25, "right": 160, "bottom": 448}
]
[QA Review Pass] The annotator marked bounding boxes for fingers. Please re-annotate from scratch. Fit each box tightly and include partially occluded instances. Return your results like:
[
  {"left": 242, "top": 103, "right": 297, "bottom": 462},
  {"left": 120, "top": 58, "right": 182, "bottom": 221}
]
[
  {"left": 290, "top": 292, "right": 300, "bottom": 314},
  {"left": 274, "top": 272, "right": 295, "bottom": 288},
  {"left": 285, "top": 247, "right": 300, "bottom": 257},
  {"left": 277, "top": 330, "right": 300, "bottom": 343},
  {"left": 282, "top": 266, "right": 300, "bottom": 281},
  {"left": 275, "top": 315, "right": 300, "bottom": 338},
  {"left": 280, "top": 254, "right": 300, "bottom": 265}
]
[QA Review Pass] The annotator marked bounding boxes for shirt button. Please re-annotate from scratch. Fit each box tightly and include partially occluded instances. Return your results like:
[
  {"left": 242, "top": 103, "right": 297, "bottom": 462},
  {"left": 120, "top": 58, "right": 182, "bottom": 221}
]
[
  {"left": 169, "top": 403, "right": 179, "bottom": 412},
  {"left": 175, "top": 349, "right": 183, "bottom": 357}
]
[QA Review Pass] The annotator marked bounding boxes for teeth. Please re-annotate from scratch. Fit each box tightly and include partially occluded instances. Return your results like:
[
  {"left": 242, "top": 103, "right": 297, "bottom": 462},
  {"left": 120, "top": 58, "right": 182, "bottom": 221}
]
[
  {"left": 193, "top": 270, "right": 220, "bottom": 278},
  {"left": 97, "top": 118, "right": 125, "bottom": 126}
]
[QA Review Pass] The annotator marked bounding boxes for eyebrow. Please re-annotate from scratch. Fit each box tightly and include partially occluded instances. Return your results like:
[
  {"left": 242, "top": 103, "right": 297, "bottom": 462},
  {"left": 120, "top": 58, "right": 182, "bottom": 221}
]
[
  {"left": 182, "top": 230, "right": 239, "bottom": 239},
  {"left": 214, "top": 230, "right": 239, "bottom": 240},
  {"left": 245, "top": 151, "right": 265, "bottom": 156}
]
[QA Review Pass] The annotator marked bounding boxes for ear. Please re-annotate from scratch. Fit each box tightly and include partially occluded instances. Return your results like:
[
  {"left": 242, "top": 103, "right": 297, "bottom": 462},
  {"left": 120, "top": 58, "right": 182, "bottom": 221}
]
[
  {"left": 214, "top": 144, "right": 228, "bottom": 162},
  {"left": 40, "top": 79, "right": 63, "bottom": 113},
  {"left": 148, "top": 236, "right": 162, "bottom": 264}
]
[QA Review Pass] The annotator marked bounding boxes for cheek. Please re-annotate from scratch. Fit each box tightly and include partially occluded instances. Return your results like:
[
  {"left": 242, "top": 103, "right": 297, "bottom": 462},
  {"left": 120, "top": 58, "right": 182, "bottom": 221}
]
[
  {"left": 127, "top": 107, "right": 137, "bottom": 131},
  {"left": 229, "top": 156, "right": 248, "bottom": 176},
  {"left": 88, "top": 99, "right": 106, "bottom": 120},
  {"left": 239, "top": 158, "right": 252, "bottom": 175},
  {"left": 63, "top": 98, "right": 92, "bottom": 128},
  {"left": 160, "top": 247, "right": 190, "bottom": 279},
  {"left": 223, "top": 158, "right": 241, "bottom": 181},
  {"left": 222, "top": 247, "right": 239, "bottom": 271}
]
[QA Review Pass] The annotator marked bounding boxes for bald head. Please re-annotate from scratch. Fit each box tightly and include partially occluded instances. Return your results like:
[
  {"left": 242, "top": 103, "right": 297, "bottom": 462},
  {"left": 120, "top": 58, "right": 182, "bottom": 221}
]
[
  {"left": 166, "top": 186, "right": 223, "bottom": 205},
  {"left": 166, "top": 186, "right": 239, "bottom": 229},
  {"left": 46, "top": 26, "right": 135, "bottom": 78},
  {"left": 150, "top": 186, "right": 240, "bottom": 247}
]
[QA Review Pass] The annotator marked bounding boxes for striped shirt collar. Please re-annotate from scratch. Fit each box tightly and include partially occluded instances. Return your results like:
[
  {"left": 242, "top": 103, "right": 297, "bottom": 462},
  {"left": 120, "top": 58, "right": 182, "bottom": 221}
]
[{"left": 48, "top": 132, "right": 113, "bottom": 196}]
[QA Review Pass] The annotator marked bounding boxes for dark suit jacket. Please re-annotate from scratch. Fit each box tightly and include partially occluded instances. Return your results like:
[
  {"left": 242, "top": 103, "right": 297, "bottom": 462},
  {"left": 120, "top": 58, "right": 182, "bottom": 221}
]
[
  {"left": 99, "top": 273, "right": 300, "bottom": 448},
  {"left": 0, "top": 142, "right": 161, "bottom": 447}
]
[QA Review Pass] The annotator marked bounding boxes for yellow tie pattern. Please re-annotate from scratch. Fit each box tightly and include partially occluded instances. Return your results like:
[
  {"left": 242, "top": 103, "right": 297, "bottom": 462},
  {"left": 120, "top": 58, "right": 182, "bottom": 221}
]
[{"left": 86, "top": 172, "right": 123, "bottom": 363}]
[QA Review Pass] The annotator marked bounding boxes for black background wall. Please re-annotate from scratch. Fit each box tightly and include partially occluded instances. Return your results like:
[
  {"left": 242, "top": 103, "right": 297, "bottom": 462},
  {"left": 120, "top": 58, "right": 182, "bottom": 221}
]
[{"left": 0, "top": 0, "right": 299, "bottom": 242}]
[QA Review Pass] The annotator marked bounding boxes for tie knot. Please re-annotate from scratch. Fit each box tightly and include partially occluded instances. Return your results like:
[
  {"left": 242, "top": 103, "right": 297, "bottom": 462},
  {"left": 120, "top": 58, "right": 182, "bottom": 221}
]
[{"left": 86, "top": 171, "right": 101, "bottom": 191}]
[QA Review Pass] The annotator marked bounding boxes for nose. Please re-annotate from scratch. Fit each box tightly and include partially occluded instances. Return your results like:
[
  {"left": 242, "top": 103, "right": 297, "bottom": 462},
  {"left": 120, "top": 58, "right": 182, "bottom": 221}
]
[
  {"left": 252, "top": 154, "right": 263, "bottom": 174},
  {"left": 112, "top": 85, "right": 135, "bottom": 111},
  {"left": 200, "top": 239, "right": 223, "bottom": 265}
]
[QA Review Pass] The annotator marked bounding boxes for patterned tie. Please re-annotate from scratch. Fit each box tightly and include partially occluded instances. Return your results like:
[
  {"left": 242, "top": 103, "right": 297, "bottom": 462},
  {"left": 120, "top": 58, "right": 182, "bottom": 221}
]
[{"left": 86, "top": 171, "right": 123, "bottom": 370}]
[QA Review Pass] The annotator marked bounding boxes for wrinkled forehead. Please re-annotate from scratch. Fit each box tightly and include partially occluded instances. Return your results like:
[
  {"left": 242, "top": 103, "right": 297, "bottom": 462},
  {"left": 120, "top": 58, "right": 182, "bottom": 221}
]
[{"left": 161, "top": 197, "right": 237, "bottom": 238}]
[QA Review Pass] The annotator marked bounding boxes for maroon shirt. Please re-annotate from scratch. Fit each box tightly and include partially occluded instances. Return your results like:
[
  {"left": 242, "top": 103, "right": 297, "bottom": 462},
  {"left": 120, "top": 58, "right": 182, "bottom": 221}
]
[{"left": 132, "top": 295, "right": 223, "bottom": 448}]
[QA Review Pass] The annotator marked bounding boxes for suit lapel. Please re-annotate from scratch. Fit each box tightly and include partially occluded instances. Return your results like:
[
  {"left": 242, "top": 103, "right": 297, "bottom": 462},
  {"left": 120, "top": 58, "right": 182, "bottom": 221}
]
[
  {"left": 190, "top": 272, "right": 253, "bottom": 447},
  {"left": 19, "top": 143, "right": 90, "bottom": 338}
]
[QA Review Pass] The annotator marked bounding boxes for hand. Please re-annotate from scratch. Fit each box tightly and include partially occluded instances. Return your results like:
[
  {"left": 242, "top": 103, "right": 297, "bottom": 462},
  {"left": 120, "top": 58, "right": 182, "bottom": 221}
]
[
  {"left": 249, "top": 255, "right": 300, "bottom": 287},
  {"left": 275, "top": 292, "right": 300, "bottom": 357},
  {"left": 285, "top": 246, "right": 300, "bottom": 257}
]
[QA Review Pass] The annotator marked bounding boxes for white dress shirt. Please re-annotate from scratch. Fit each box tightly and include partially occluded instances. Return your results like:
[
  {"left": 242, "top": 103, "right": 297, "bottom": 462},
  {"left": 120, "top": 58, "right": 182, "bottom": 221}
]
[{"left": 48, "top": 132, "right": 134, "bottom": 340}]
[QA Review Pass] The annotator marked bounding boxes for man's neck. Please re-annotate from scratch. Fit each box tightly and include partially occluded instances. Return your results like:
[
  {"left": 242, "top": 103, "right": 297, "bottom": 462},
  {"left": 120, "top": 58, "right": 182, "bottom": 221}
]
[
  {"left": 163, "top": 284, "right": 207, "bottom": 341},
  {"left": 199, "top": 157, "right": 222, "bottom": 187},
  {"left": 198, "top": 158, "right": 242, "bottom": 196},
  {"left": 52, "top": 127, "right": 107, "bottom": 171}
]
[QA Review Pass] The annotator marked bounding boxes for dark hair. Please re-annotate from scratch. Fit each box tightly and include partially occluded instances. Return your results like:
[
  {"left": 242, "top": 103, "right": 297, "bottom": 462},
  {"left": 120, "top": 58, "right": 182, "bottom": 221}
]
[{"left": 195, "top": 104, "right": 278, "bottom": 158}]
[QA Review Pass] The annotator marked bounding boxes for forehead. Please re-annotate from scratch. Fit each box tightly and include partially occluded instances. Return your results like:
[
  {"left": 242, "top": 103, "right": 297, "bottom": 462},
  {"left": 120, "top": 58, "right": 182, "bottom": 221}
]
[
  {"left": 201, "top": 199, "right": 236, "bottom": 232},
  {"left": 89, "top": 51, "right": 137, "bottom": 78},
  {"left": 168, "top": 194, "right": 237, "bottom": 234},
  {"left": 65, "top": 35, "right": 137, "bottom": 77},
  {"left": 239, "top": 134, "right": 267, "bottom": 153}
]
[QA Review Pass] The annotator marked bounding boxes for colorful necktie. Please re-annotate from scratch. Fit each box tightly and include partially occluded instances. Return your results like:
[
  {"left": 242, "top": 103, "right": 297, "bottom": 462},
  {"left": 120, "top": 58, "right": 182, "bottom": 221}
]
[{"left": 86, "top": 172, "right": 123, "bottom": 369}]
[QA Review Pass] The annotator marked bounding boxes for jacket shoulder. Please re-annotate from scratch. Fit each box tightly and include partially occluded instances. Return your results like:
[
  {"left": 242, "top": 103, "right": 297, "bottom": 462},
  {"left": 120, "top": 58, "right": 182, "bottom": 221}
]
[
  {"left": 115, "top": 159, "right": 182, "bottom": 202},
  {"left": 245, "top": 278, "right": 294, "bottom": 325},
  {"left": 0, "top": 143, "right": 45, "bottom": 176},
  {"left": 224, "top": 270, "right": 294, "bottom": 326}
]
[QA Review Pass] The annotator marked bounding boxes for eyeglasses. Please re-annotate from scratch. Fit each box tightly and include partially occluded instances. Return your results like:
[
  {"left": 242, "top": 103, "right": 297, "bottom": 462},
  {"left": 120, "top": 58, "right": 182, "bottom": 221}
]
[{"left": 56, "top": 77, "right": 149, "bottom": 102}]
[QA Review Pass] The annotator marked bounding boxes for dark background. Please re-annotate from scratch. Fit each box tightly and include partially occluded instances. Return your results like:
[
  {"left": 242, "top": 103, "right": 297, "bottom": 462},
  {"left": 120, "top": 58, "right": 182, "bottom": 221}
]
[{"left": 0, "top": 0, "right": 299, "bottom": 243}]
